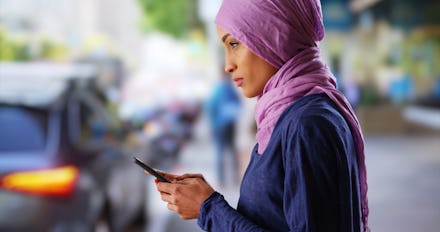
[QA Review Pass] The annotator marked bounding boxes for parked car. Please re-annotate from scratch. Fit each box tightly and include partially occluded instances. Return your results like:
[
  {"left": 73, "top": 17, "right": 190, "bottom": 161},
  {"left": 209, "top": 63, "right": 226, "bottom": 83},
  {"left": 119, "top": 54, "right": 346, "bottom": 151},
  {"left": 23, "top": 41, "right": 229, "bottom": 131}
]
[{"left": 0, "top": 62, "right": 147, "bottom": 232}]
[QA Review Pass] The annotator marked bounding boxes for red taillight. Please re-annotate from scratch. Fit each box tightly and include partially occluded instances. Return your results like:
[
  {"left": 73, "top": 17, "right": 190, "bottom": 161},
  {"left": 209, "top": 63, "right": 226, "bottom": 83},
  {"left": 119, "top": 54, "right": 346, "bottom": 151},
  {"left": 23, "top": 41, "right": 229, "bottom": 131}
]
[{"left": 0, "top": 165, "right": 79, "bottom": 197}]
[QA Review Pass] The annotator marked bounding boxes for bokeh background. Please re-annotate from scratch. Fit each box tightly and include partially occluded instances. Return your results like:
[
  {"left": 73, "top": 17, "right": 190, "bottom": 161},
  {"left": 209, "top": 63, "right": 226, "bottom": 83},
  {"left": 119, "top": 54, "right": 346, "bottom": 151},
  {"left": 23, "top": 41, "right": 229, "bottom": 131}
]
[{"left": 0, "top": 0, "right": 439, "bottom": 232}]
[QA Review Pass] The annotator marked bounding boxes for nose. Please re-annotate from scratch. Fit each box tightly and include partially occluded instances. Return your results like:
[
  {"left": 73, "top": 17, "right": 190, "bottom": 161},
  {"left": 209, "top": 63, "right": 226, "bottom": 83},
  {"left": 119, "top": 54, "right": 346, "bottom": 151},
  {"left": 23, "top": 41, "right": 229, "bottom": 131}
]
[{"left": 224, "top": 62, "right": 236, "bottom": 74}]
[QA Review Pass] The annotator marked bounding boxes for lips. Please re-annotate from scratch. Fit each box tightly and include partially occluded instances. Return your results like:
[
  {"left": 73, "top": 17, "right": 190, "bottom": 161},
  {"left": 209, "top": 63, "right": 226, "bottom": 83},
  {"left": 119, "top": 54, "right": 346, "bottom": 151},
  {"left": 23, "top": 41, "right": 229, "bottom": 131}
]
[{"left": 232, "top": 77, "right": 244, "bottom": 87}]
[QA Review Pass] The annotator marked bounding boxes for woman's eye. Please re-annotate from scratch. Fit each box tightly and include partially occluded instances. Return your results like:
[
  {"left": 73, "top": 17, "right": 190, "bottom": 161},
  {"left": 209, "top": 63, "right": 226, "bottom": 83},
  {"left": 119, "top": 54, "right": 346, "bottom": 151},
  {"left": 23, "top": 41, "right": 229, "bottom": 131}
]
[{"left": 229, "top": 42, "right": 239, "bottom": 48}]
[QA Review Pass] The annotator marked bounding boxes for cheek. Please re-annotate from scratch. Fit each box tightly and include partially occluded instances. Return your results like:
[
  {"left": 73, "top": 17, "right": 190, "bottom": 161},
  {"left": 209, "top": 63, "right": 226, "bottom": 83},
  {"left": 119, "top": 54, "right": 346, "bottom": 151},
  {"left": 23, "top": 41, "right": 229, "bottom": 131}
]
[
  {"left": 252, "top": 70, "right": 274, "bottom": 97},
  {"left": 255, "top": 75, "right": 268, "bottom": 94},
  {"left": 243, "top": 75, "right": 265, "bottom": 98}
]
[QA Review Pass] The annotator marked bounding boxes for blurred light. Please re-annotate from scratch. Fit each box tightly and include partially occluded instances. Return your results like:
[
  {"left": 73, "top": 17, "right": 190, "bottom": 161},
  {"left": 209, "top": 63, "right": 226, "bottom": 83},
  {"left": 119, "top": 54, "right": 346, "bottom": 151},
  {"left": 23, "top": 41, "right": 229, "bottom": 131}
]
[
  {"left": 143, "top": 121, "right": 162, "bottom": 138},
  {"left": 350, "top": 0, "right": 382, "bottom": 12},
  {"left": 0, "top": 165, "right": 79, "bottom": 197}
]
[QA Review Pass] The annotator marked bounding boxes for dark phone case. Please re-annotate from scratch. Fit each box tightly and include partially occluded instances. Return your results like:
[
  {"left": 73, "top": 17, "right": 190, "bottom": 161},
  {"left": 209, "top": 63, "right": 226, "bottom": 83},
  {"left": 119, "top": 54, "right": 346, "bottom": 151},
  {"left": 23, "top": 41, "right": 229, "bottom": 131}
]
[{"left": 133, "top": 157, "right": 171, "bottom": 183}]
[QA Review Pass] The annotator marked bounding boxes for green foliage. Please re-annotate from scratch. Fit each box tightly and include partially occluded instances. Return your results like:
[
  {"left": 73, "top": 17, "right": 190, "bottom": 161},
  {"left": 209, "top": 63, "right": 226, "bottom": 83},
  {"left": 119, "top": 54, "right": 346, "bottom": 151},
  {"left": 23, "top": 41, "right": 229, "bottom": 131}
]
[
  {"left": 0, "top": 27, "right": 31, "bottom": 61},
  {"left": 138, "top": 0, "right": 201, "bottom": 38},
  {"left": 0, "top": 26, "right": 69, "bottom": 61},
  {"left": 401, "top": 29, "right": 440, "bottom": 79},
  {"left": 40, "top": 38, "right": 69, "bottom": 60}
]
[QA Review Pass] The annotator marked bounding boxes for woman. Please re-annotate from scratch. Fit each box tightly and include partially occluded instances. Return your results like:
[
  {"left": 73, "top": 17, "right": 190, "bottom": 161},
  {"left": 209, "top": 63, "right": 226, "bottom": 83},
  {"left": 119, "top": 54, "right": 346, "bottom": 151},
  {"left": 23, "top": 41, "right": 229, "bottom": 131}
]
[{"left": 154, "top": 0, "right": 369, "bottom": 231}]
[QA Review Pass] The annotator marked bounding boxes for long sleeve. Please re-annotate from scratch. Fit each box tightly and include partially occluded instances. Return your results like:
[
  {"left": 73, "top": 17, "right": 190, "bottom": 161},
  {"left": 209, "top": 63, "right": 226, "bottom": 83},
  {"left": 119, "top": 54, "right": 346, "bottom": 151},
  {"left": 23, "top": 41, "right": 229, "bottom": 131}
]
[{"left": 198, "top": 192, "right": 270, "bottom": 232}]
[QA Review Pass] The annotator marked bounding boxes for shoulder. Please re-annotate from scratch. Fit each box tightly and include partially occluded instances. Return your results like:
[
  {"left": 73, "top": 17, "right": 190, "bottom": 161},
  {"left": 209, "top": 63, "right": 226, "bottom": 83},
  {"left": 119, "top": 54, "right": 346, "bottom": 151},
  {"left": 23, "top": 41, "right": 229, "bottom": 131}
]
[
  {"left": 276, "top": 94, "right": 352, "bottom": 151},
  {"left": 279, "top": 94, "right": 347, "bottom": 130}
]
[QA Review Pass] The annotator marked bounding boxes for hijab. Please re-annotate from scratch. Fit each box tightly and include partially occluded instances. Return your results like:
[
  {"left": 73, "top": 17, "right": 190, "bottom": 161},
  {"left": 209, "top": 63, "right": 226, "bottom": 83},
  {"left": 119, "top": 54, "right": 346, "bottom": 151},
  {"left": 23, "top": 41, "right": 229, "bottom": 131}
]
[{"left": 216, "top": 0, "right": 369, "bottom": 231}]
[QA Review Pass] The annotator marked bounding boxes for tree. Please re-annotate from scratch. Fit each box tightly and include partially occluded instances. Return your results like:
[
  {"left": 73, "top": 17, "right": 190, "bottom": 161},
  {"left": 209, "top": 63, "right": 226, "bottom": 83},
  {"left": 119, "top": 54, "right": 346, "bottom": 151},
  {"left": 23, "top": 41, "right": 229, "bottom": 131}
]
[
  {"left": 0, "top": 27, "right": 31, "bottom": 61},
  {"left": 138, "top": 0, "right": 202, "bottom": 38}
]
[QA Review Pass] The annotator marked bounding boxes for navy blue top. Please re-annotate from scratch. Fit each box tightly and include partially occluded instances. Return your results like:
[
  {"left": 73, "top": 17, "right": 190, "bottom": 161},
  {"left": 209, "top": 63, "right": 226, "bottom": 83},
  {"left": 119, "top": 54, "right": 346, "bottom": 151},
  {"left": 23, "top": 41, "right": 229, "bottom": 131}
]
[{"left": 198, "top": 94, "right": 362, "bottom": 232}]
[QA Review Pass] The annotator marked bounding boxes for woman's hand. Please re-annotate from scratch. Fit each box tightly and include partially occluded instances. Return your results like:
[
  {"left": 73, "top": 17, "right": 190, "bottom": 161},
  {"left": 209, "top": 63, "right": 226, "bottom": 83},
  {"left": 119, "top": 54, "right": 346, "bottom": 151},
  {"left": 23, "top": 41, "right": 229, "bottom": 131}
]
[{"left": 155, "top": 174, "right": 215, "bottom": 220}]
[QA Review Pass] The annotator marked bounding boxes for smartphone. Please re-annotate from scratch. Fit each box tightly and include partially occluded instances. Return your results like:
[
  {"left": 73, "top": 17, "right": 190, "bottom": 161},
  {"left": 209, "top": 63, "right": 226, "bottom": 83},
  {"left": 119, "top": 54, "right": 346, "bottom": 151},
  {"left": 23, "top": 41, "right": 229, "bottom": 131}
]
[{"left": 133, "top": 157, "right": 171, "bottom": 183}]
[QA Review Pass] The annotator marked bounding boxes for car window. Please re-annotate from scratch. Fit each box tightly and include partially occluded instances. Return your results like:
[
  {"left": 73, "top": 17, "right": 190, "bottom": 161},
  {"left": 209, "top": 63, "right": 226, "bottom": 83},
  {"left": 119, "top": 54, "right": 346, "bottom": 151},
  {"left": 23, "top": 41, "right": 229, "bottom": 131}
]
[
  {"left": 0, "top": 107, "right": 47, "bottom": 152},
  {"left": 68, "top": 91, "right": 114, "bottom": 148}
]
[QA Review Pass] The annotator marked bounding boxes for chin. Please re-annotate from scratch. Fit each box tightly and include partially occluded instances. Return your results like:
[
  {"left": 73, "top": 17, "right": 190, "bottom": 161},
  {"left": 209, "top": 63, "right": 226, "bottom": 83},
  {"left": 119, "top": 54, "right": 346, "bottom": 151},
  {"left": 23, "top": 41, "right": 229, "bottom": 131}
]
[{"left": 243, "top": 90, "right": 258, "bottom": 98}]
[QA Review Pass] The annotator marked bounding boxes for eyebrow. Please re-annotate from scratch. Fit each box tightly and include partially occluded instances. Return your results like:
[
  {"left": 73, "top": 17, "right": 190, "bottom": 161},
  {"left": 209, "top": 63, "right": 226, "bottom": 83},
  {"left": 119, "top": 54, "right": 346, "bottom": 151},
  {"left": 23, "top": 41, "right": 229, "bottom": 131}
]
[{"left": 221, "top": 33, "right": 231, "bottom": 43}]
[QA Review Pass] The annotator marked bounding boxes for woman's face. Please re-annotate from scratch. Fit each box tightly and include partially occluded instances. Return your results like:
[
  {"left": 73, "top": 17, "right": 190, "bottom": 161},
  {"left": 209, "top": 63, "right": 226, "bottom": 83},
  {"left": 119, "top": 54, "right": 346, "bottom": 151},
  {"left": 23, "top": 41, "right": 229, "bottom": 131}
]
[{"left": 216, "top": 26, "right": 278, "bottom": 98}]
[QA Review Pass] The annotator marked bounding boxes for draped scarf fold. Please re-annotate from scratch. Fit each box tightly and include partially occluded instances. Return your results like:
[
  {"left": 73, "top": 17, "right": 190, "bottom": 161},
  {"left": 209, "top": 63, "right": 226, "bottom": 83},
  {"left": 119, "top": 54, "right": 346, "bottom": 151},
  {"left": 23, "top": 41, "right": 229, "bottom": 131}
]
[{"left": 216, "top": 0, "right": 369, "bottom": 230}]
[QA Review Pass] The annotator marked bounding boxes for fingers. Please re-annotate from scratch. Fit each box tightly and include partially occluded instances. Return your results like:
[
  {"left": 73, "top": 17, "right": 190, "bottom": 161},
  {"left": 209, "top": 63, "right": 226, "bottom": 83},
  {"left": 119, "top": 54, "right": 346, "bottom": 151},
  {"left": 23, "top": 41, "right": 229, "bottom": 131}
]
[
  {"left": 178, "top": 177, "right": 199, "bottom": 184},
  {"left": 156, "top": 170, "right": 179, "bottom": 180},
  {"left": 156, "top": 180, "right": 205, "bottom": 220},
  {"left": 179, "top": 176, "right": 214, "bottom": 190},
  {"left": 167, "top": 203, "right": 177, "bottom": 212},
  {"left": 160, "top": 192, "right": 174, "bottom": 204},
  {"left": 176, "top": 173, "right": 205, "bottom": 181},
  {"left": 164, "top": 196, "right": 196, "bottom": 220},
  {"left": 156, "top": 181, "right": 175, "bottom": 194},
  {"left": 159, "top": 189, "right": 178, "bottom": 214},
  {"left": 144, "top": 170, "right": 205, "bottom": 182},
  {"left": 144, "top": 170, "right": 179, "bottom": 182}
]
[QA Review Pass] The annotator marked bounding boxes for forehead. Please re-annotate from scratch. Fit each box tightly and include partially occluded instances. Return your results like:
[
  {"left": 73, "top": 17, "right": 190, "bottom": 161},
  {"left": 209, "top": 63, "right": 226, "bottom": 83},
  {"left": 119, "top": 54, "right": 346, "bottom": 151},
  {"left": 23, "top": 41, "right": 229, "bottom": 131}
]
[
  {"left": 216, "top": 25, "right": 226, "bottom": 35},
  {"left": 216, "top": 26, "right": 231, "bottom": 40}
]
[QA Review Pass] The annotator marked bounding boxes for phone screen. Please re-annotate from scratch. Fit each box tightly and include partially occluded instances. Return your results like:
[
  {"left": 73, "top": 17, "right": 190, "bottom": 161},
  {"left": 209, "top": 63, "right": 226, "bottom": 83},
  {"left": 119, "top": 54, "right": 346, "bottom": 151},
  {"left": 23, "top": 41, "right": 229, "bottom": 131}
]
[{"left": 133, "top": 157, "right": 171, "bottom": 183}]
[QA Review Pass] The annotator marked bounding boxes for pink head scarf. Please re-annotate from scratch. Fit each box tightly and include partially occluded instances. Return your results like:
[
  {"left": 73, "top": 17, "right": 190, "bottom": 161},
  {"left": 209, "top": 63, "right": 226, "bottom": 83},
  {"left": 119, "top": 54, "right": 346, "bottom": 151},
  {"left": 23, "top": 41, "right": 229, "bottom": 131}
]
[{"left": 216, "top": 0, "right": 369, "bottom": 231}]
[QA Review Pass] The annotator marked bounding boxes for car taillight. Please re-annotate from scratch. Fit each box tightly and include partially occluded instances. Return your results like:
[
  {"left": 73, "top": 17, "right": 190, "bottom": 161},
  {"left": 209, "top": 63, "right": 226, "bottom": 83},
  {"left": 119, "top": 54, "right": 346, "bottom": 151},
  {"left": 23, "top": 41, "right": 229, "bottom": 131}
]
[{"left": 0, "top": 165, "right": 79, "bottom": 197}]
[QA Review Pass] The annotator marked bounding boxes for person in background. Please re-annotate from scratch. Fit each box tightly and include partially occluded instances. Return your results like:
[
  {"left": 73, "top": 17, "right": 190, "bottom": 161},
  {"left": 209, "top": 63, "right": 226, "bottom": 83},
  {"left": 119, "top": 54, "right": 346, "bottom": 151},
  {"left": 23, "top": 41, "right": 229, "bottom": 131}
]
[
  {"left": 206, "top": 69, "right": 242, "bottom": 187},
  {"left": 151, "top": 0, "right": 369, "bottom": 231}
]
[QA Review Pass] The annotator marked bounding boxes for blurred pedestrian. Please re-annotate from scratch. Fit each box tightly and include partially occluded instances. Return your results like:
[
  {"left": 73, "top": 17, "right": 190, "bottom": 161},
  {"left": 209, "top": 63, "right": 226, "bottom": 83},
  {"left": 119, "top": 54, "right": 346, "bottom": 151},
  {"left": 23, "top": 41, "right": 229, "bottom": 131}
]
[
  {"left": 206, "top": 69, "right": 241, "bottom": 187},
  {"left": 152, "top": 0, "right": 369, "bottom": 231},
  {"left": 343, "top": 77, "right": 361, "bottom": 111}
]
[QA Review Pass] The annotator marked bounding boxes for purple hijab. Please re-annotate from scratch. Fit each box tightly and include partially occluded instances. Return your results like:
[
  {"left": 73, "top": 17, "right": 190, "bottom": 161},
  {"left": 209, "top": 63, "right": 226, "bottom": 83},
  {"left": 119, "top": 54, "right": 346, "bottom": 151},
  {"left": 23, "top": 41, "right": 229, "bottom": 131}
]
[{"left": 216, "top": 0, "right": 369, "bottom": 231}]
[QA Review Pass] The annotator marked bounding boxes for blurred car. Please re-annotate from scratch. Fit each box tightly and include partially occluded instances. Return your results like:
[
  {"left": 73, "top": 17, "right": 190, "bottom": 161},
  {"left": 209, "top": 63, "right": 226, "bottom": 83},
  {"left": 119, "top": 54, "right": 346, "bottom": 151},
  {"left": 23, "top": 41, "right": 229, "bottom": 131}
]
[
  {"left": 0, "top": 62, "right": 147, "bottom": 232},
  {"left": 139, "top": 99, "right": 202, "bottom": 166}
]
